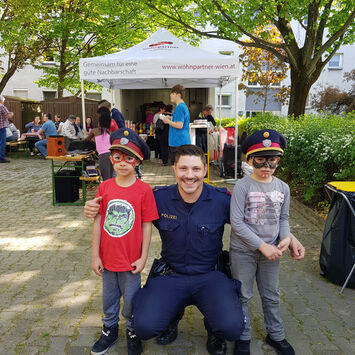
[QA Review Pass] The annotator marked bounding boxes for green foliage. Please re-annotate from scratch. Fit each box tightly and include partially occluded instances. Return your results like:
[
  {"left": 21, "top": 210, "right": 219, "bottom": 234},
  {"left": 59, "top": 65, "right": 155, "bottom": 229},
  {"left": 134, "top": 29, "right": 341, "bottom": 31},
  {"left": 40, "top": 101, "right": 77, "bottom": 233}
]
[
  {"left": 142, "top": 0, "right": 355, "bottom": 116},
  {"left": 33, "top": 0, "right": 153, "bottom": 96},
  {"left": 215, "top": 117, "right": 249, "bottom": 133},
  {"left": 240, "top": 112, "right": 355, "bottom": 201}
]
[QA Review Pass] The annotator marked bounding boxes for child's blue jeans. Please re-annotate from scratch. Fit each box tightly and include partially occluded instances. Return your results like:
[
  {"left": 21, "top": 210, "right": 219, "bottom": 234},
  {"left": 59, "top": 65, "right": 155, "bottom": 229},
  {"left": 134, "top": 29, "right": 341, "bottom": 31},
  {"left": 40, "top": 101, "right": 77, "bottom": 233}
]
[{"left": 102, "top": 269, "right": 141, "bottom": 330}]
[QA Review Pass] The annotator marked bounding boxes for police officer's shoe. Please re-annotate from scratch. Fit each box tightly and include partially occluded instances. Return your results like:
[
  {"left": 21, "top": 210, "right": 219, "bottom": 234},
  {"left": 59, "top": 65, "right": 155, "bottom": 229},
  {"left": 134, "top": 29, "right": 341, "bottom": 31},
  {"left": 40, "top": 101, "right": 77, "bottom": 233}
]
[
  {"left": 91, "top": 324, "right": 118, "bottom": 355},
  {"left": 234, "top": 339, "right": 250, "bottom": 354},
  {"left": 126, "top": 329, "right": 143, "bottom": 355},
  {"left": 265, "top": 335, "right": 295, "bottom": 355},
  {"left": 156, "top": 324, "right": 178, "bottom": 345},
  {"left": 206, "top": 333, "right": 227, "bottom": 355},
  {"left": 204, "top": 318, "right": 226, "bottom": 355}
]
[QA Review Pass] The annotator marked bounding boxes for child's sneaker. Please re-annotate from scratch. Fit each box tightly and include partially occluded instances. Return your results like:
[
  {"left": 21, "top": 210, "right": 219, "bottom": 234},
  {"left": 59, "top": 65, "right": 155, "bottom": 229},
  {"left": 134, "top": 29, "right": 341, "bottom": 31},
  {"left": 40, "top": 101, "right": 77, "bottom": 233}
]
[
  {"left": 126, "top": 328, "right": 143, "bottom": 355},
  {"left": 91, "top": 324, "right": 118, "bottom": 355},
  {"left": 265, "top": 334, "right": 295, "bottom": 355}
]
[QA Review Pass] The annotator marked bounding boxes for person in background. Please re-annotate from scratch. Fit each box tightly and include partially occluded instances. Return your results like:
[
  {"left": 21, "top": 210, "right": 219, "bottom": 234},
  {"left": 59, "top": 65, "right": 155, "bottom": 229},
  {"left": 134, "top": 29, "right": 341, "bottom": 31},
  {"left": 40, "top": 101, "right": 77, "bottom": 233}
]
[
  {"left": 85, "top": 108, "right": 113, "bottom": 181},
  {"left": 6, "top": 116, "right": 18, "bottom": 141},
  {"left": 54, "top": 114, "right": 63, "bottom": 133},
  {"left": 195, "top": 105, "right": 216, "bottom": 153},
  {"left": 35, "top": 113, "right": 58, "bottom": 157},
  {"left": 97, "top": 106, "right": 118, "bottom": 134},
  {"left": 153, "top": 103, "right": 169, "bottom": 166},
  {"left": 62, "top": 115, "right": 78, "bottom": 140},
  {"left": 86, "top": 117, "right": 94, "bottom": 132},
  {"left": 161, "top": 85, "right": 191, "bottom": 164},
  {"left": 98, "top": 100, "right": 125, "bottom": 129},
  {"left": 25, "top": 116, "right": 42, "bottom": 156},
  {"left": 74, "top": 116, "right": 82, "bottom": 137},
  {"left": 145, "top": 106, "right": 154, "bottom": 125},
  {"left": 0, "top": 94, "right": 10, "bottom": 163}
]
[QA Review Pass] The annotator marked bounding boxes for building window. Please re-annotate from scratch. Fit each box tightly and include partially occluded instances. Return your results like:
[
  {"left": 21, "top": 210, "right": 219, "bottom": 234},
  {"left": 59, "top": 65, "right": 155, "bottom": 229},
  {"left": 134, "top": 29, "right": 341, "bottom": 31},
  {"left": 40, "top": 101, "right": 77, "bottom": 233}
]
[
  {"left": 328, "top": 53, "right": 343, "bottom": 69},
  {"left": 85, "top": 92, "right": 102, "bottom": 101},
  {"left": 219, "top": 51, "right": 234, "bottom": 56},
  {"left": 42, "top": 91, "right": 57, "bottom": 100},
  {"left": 247, "top": 80, "right": 258, "bottom": 87},
  {"left": 13, "top": 89, "right": 28, "bottom": 99},
  {"left": 217, "top": 93, "right": 232, "bottom": 108}
]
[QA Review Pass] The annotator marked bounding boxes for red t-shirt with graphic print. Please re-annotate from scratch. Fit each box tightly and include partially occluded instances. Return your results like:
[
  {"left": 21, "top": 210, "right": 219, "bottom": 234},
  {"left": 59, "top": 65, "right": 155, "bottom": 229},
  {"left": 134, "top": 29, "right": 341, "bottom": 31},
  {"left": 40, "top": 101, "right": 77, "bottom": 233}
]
[{"left": 97, "top": 178, "right": 158, "bottom": 272}]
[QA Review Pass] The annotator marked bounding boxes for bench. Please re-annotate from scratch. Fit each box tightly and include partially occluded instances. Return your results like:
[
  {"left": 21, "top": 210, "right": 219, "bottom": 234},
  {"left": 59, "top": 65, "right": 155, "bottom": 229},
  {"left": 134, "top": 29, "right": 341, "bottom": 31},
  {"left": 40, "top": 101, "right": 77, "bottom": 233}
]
[{"left": 79, "top": 175, "right": 101, "bottom": 203}]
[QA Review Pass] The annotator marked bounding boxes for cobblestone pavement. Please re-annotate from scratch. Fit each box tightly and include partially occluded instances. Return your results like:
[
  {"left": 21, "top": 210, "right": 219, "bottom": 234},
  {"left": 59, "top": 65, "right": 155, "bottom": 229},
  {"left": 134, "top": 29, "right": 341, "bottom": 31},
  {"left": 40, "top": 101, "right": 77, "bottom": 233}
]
[{"left": 0, "top": 156, "right": 354, "bottom": 355}]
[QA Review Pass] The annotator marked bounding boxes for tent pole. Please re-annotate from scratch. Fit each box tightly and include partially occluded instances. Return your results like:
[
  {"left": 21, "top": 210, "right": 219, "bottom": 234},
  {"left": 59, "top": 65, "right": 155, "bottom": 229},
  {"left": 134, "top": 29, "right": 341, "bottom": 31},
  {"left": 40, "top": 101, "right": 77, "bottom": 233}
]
[
  {"left": 218, "top": 85, "right": 222, "bottom": 127},
  {"left": 81, "top": 80, "right": 86, "bottom": 131},
  {"left": 234, "top": 77, "right": 238, "bottom": 180},
  {"left": 110, "top": 81, "right": 114, "bottom": 107}
]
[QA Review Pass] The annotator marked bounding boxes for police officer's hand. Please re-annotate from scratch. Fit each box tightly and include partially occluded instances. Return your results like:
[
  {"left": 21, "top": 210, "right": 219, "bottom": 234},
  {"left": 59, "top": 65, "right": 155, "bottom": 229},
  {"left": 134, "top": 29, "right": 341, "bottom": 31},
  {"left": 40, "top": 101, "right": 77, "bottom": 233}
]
[
  {"left": 131, "top": 257, "right": 147, "bottom": 274},
  {"left": 84, "top": 197, "right": 102, "bottom": 218},
  {"left": 277, "top": 236, "right": 291, "bottom": 254},
  {"left": 289, "top": 234, "right": 305, "bottom": 260},
  {"left": 259, "top": 242, "right": 282, "bottom": 261},
  {"left": 92, "top": 255, "right": 104, "bottom": 276}
]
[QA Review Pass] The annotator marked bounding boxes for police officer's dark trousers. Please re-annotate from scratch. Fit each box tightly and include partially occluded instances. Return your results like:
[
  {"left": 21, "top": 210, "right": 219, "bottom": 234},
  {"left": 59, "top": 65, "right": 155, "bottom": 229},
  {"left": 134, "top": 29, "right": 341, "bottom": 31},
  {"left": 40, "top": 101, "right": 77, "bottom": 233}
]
[{"left": 133, "top": 270, "right": 244, "bottom": 341}]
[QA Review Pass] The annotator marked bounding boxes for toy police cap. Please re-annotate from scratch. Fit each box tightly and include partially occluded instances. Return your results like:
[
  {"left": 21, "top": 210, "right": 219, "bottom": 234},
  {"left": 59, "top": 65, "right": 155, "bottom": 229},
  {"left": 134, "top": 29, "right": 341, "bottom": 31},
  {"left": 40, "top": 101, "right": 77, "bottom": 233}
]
[
  {"left": 110, "top": 128, "right": 150, "bottom": 161},
  {"left": 242, "top": 129, "right": 287, "bottom": 158}
]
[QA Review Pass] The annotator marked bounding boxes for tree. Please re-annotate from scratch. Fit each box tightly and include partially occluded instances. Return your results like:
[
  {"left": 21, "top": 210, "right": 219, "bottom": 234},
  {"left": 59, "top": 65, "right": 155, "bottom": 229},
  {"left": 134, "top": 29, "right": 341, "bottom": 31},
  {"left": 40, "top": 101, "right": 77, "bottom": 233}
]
[
  {"left": 238, "top": 26, "right": 290, "bottom": 113},
  {"left": 34, "top": 0, "right": 152, "bottom": 97},
  {"left": 312, "top": 69, "right": 355, "bottom": 113},
  {"left": 0, "top": 0, "right": 50, "bottom": 94},
  {"left": 141, "top": 0, "right": 355, "bottom": 117}
]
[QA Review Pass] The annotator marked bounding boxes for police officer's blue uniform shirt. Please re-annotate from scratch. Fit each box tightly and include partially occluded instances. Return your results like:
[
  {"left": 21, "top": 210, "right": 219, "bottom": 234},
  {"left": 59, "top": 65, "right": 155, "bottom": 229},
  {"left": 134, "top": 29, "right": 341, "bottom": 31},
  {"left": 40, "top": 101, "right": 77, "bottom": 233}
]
[{"left": 153, "top": 183, "right": 230, "bottom": 274}]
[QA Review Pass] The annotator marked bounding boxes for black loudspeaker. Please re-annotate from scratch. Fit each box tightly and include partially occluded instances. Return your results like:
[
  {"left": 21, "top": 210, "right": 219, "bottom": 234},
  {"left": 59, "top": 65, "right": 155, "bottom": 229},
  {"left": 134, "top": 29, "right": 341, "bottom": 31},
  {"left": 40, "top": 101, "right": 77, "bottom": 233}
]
[
  {"left": 54, "top": 170, "right": 79, "bottom": 203},
  {"left": 223, "top": 144, "right": 242, "bottom": 178}
]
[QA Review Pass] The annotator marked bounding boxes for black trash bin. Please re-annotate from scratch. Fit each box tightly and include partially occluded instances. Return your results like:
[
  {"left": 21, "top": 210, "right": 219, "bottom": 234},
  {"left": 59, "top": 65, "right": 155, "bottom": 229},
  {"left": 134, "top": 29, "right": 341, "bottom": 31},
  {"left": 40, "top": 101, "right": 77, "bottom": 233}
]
[
  {"left": 223, "top": 144, "right": 242, "bottom": 178},
  {"left": 54, "top": 169, "right": 80, "bottom": 203},
  {"left": 319, "top": 182, "right": 355, "bottom": 289}
]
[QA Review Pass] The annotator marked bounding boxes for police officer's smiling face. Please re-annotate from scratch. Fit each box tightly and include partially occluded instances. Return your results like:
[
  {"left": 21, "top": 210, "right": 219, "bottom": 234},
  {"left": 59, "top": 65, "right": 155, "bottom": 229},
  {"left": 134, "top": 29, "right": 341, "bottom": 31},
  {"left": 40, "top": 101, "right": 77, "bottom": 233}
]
[{"left": 173, "top": 155, "right": 207, "bottom": 202}]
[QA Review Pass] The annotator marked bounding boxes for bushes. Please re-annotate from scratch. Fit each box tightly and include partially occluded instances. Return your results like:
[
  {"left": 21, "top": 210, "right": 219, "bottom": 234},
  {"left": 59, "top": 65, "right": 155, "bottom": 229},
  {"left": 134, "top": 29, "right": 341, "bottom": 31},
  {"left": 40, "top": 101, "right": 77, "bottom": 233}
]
[{"left": 221, "top": 112, "right": 355, "bottom": 203}]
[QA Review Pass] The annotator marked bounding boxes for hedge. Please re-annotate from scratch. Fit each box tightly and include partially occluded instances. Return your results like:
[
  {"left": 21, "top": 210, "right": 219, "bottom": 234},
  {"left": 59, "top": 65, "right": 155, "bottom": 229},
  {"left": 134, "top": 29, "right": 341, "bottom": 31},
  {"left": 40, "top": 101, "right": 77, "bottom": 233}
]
[{"left": 217, "top": 113, "right": 355, "bottom": 202}]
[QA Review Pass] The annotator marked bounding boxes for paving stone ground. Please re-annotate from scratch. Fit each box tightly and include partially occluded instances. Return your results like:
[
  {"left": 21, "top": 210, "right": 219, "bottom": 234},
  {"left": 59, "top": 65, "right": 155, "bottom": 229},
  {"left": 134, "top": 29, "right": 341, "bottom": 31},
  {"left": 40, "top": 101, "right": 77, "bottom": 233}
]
[{"left": 0, "top": 155, "right": 354, "bottom": 355}]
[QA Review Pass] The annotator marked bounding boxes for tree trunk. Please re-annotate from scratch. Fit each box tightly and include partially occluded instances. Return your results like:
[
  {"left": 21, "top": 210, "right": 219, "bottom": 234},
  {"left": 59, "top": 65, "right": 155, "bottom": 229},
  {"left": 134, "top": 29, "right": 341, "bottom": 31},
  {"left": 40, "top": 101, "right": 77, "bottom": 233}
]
[
  {"left": 0, "top": 66, "right": 18, "bottom": 94},
  {"left": 288, "top": 68, "right": 313, "bottom": 117}
]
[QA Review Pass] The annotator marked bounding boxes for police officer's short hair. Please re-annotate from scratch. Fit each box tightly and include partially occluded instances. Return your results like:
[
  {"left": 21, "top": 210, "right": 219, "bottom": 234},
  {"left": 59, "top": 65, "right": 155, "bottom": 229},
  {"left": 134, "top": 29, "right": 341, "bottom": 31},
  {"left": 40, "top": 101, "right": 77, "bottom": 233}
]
[{"left": 175, "top": 144, "right": 206, "bottom": 165}]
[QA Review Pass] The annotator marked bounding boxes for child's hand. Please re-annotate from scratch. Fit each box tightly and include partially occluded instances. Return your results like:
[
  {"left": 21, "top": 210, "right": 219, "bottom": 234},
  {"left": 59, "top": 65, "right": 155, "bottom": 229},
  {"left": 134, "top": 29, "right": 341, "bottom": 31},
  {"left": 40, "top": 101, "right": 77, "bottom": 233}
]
[
  {"left": 258, "top": 242, "right": 282, "bottom": 261},
  {"left": 84, "top": 196, "right": 102, "bottom": 218},
  {"left": 131, "top": 257, "right": 147, "bottom": 274},
  {"left": 92, "top": 255, "right": 104, "bottom": 276},
  {"left": 277, "top": 236, "right": 291, "bottom": 254}
]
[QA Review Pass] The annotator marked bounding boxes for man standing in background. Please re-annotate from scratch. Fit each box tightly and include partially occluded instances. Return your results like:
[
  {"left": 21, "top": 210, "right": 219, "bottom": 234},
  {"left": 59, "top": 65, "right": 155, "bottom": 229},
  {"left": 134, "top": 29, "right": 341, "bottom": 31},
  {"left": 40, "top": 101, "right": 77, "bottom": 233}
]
[
  {"left": 162, "top": 85, "right": 191, "bottom": 164},
  {"left": 98, "top": 100, "right": 125, "bottom": 130},
  {"left": 195, "top": 104, "right": 216, "bottom": 153}
]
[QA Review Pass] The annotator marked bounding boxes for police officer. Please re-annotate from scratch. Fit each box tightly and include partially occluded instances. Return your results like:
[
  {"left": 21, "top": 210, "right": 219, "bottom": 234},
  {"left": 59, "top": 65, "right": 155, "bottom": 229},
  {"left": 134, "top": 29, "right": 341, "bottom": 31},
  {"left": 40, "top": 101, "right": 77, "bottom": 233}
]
[{"left": 133, "top": 145, "right": 245, "bottom": 354}]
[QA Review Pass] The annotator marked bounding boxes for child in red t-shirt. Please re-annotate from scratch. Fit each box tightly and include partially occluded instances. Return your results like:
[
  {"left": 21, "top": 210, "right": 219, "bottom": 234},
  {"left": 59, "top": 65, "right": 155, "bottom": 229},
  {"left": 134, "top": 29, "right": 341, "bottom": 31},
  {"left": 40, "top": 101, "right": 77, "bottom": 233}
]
[{"left": 90, "top": 128, "right": 158, "bottom": 355}]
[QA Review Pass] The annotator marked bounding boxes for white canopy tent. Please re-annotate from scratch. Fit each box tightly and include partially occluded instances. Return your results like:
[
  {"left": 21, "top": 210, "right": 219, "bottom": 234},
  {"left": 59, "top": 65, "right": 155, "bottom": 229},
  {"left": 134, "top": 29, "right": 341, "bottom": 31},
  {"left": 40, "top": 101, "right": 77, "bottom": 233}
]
[{"left": 79, "top": 28, "right": 239, "bottom": 178}]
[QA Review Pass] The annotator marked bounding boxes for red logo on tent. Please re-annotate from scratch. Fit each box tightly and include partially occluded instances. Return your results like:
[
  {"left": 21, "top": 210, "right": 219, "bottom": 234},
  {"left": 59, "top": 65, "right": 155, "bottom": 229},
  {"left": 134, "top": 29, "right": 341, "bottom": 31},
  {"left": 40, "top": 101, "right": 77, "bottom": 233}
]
[{"left": 149, "top": 41, "right": 173, "bottom": 47}]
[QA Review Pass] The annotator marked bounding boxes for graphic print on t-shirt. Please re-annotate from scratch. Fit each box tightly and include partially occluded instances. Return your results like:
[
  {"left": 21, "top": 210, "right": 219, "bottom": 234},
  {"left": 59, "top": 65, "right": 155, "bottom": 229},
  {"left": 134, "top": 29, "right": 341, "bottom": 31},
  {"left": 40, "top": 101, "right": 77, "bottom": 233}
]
[
  {"left": 103, "top": 199, "right": 135, "bottom": 238},
  {"left": 245, "top": 191, "right": 284, "bottom": 226}
]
